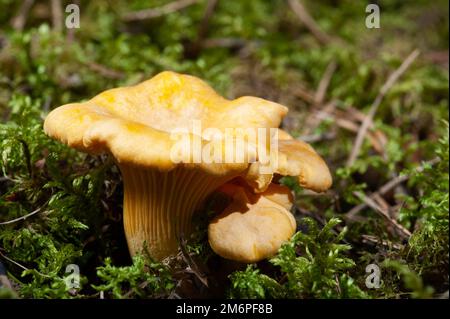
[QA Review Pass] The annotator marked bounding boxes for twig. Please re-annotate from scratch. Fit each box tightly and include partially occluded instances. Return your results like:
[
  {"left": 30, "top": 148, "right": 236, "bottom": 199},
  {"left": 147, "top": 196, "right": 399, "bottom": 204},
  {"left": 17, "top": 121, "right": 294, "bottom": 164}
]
[
  {"left": 85, "top": 62, "right": 125, "bottom": 80},
  {"left": 314, "top": 60, "right": 337, "bottom": 105},
  {"left": 202, "top": 37, "right": 248, "bottom": 49},
  {"left": 0, "top": 207, "right": 43, "bottom": 225},
  {"left": 299, "top": 131, "right": 336, "bottom": 143},
  {"left": 347, "top": 49, "right": 420, "bottom": 166},
  {"left": 292, "top": 84, "right": 315, "bottom": 103},
  {"left": 184, "top": 0, "right": 219, "bottom": 58},
  {"left": 304, "top": 101, "right": 336, "bottom": 135},
  {"left": 179, "top": 235, "right": 209, "bottom": 288},
  {"left": 361, "top": 235, "right": 404, "bottom": 250},
  {"left": 0, "top": 249, "right": 51, "bottom": 278},
  {"left": 197, "top": 0, "right": 219, "bottom": 41},
  {"left": 335, "top": 274, "right": 341, "bottom": 295},
  {"left": 51, "top": 0, "right": 63, "bottom": 32},
  {"left": 313, "top": 109, "right": 385, "bottom": 154},
  {"left": 122, "top": 0, "right": 200, "bottom": 21},
  {"left": 288, "top": 0, "right": 334, "bottom": 45},
  {"left": 10, "top": 0, "right": 35, "bottom": 31},
  {"left": 0, "top": 176, "right": 13, "bottom": 183},
  {"left": 122, "top": 281, "right": 149, "bottom": 298},
  {"left": 346, "top": 158, "right": 440, "bottom": 218},
  {"left": 0, "top": 250, "right": 27, "bottom": 273},
  {"left": 353, "top": 191, "right": 411, "bottom": 239}
]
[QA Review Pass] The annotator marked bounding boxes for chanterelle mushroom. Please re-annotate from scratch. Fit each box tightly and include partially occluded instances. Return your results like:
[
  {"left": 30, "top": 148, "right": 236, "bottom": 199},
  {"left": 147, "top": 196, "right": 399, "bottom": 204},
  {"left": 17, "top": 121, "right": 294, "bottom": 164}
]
[
  {"left": 44, "top": 71, "right": 332, "bottom": 261},
  {"left": 208, "top": 129, "right": 332, "bottom": 262},
  {"left": 208, "top": 180, "right": 296, "bottom": 263}
]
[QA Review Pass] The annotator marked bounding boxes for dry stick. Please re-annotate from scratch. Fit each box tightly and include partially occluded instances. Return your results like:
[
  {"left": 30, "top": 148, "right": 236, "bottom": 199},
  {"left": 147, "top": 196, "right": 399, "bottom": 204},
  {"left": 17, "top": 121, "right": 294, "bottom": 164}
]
[
  {"left": 347, "top": 49, "right": 420, "bottom": 166},
  {"left": 0, "top": 250, "right": 28, "bottom": 272},
  {"left": 85, "top": 61, "right": 125, "bottom": 80},
  {"left": 292, "top": 85, "right": 315, "bottom": 103},
  {"left": 288, "top": 0, "right": 335, "bottom": 45},
  {"left": 202, "top": 37, "right": 248, "bottom": 49},
  {"left": 353, "top": 191, "right": 411, "bottom": 239},
  {"left": 0, "top": 207, "right": 42, "bottom": 225},
  {"left": 10, "top": 0, "right": 35, "bottom": 31},
  {"left": 179, "top": 236, "right": 208, "bottom": 287},
  {"left": 299, "top": 131, "right": 336, "bottom": 143},
  {"left": 122, "top": 0, "right": 200, "bottom": 21},
  {"left": 304, "top": 101, "right": 336, "bottom": 135},
  {"left": 346, "top": 157, "right": 440, "bottom": 219},
  {"left": 303, "top": 61, "right": 337, "bottom": 135},
  {"left": 313, "top": 110, "right": 385, "bottom": 153},
  {"left": 0, "top": 176, "right": 12, "bottom": 183},
  {"left": 51, "top": 0, "right": 63, "bottom": 32},
  {"left": 0, "top": 249, "right": 51, "bottom": 278},
  {"left": 314, "top": 61, "right": 337, "bottom": 105},
  {"left": 197, "top": 0, "right": 219, "bottom": 41},
  {"left": 187, "top": 0, "right": 219, "bottom": 56},
  {"left": 361, "top": 234, "right": 404, "bottom": 250}
]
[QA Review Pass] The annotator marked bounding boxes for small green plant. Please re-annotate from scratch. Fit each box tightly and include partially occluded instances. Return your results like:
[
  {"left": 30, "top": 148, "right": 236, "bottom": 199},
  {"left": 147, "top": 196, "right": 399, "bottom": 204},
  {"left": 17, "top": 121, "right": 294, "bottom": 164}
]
[
  {"left": 403, "top": 122, "right": 449, "bottom": 283},
  {"left": 229, "top": 218, "right": 367, "bottom": 299},
  {"left": 93, "top": 254, "right": 175, "bottom": 299},
  {"left": 229, "top": 265, "right": 285, "bottom": 299}
]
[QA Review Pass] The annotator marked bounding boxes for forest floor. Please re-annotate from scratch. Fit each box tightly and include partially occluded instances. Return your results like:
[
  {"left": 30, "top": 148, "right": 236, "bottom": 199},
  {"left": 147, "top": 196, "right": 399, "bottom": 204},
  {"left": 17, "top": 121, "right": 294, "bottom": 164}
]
[{"left": 0, "top": 0, "right": 448, "bottom": 299}]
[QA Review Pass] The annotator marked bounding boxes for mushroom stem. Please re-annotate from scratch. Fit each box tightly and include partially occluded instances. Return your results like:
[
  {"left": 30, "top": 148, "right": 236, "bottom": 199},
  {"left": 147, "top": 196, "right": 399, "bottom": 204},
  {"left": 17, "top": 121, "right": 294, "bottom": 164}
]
[{"left": 120, "top": 164, "right": 231, "bottom": 260}]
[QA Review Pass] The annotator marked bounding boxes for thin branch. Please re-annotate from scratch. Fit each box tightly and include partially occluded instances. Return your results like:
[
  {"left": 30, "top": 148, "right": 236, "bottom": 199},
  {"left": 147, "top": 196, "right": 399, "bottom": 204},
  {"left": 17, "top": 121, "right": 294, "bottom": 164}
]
[
  {"left": 10, "top": 0, "right": 35, "bottom": 31},
  {"left": 292, "top": 85, "right": 315, "bottom": 103},
  {"left": 299, "top": 131, "right": 336, "bottom": 143},
  {"left": 361, "top": 235, "right": 404, "bottom": 250},
  {"left": 51, "top": 0, "right": 63, "bottom": 32},
  {"left": 85, "top": 62, "right": 125, "bottom": 80},
  {"left": 197, "top": 0, "right": 219, "bottom": 41},
  {"left": 354, "top": 191, "right": 411, "bottom": 239},
  {"left": 0, "top": 249, "right": 51, "bottom": 278},
  {"left": 0, "top": 250, "right": 28, "bottom": 272},
  {"left": 314, "top": 60, "right": 337, "bottom": 105},
  {"left": 346, "top": 158, "right": 440, "bottom": 218},
  {"left": 313, "top": 109, "right": 385, "bottom": 154},
  {"left": 122, "top": 0, "right": 200, "bottom": 21},
  {"left": 288, "top": 0, "right": 335, "bottom": 45},
  {"left": 122, "top": 281, "right": 149, "bottom": 298},
  {"left": 179, "top": 235, "right": 209, "bottom": 287},
  {"left": 202, "top": 37, "right": 248, "bottom": 49},
  {"left": 0, "top": 176, "right": 13, "bottom": 183},
  {"left": 0, "top": 207, "right": 43, "bottom": 225},
  {"left": 184, "top": 0, "right": 219, "bottom": 58},
  {"left": 347, "top": 49, "right": 420, "bottom": 166},
  {"left": 303, "top": 101, "right": 336, "bottom": 135}
]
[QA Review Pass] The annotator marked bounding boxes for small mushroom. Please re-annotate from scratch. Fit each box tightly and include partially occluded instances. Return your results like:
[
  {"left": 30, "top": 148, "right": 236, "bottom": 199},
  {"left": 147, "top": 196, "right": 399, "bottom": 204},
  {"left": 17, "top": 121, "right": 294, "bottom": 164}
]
[
  {"left": 208, "top": 180, "right": 296, "bottom": 263},
  {"left": 208, "top": 129, "right": 332, "bottom": 262}
]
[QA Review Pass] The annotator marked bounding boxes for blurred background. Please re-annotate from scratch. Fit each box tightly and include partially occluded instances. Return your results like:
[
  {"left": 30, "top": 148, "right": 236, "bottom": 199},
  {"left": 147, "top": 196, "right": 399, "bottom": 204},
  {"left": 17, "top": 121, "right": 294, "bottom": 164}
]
[{"left": 0, "top": 0, "right": 448, "bottom": 299}]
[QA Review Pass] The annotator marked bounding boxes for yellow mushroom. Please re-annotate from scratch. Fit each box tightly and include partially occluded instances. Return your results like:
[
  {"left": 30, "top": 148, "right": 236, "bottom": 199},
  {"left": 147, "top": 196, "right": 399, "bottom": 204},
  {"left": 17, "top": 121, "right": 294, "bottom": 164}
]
[
  {"left": 208, "top": 129, "right": 332, "bottom": 262},
  {"left": 208, "top": 180, "right": 296, "bottom": 263},
  {"left": 43, "top": 71, "right": 332, "bottom": 261}
]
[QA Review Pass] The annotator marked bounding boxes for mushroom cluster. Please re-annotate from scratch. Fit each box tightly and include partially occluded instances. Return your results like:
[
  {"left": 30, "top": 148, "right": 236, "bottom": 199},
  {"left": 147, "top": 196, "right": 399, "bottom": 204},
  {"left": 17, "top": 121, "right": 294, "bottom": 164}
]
[{"left": 44, "top": 71, "right": 331, "bottom": 262}]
